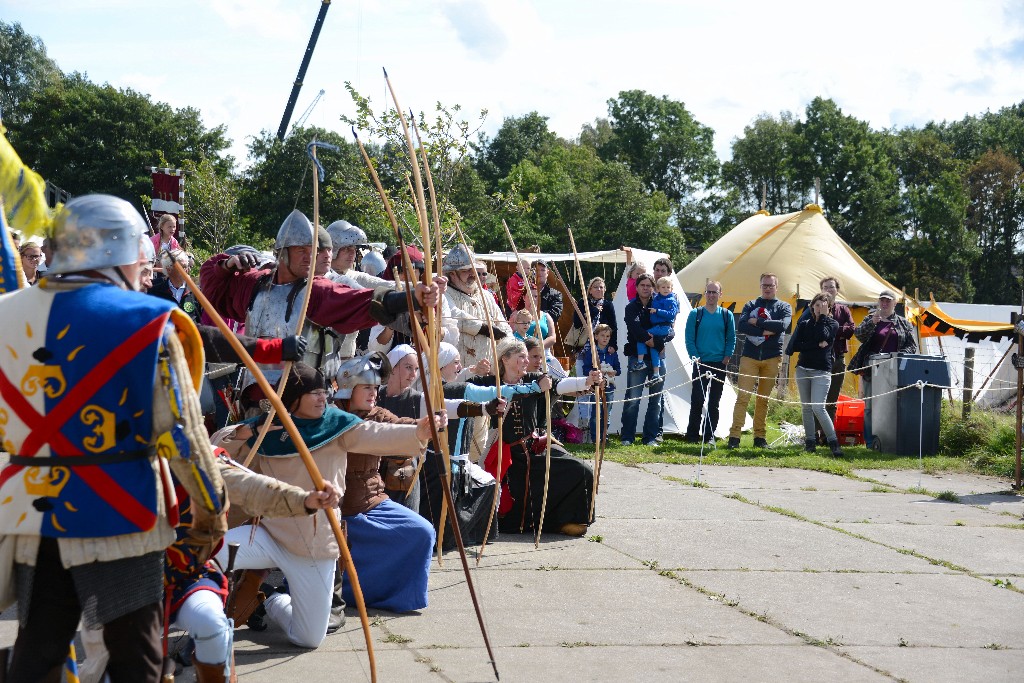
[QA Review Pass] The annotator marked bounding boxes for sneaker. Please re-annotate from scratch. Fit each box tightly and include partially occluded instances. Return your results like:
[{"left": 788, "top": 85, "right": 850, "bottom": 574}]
[
  {"left": 629, "top": 359, "right": 647, "bottom": 372},
  {"left": 727, "top": 437, "right": 740, "bottom": 449},
  {"left": 620, "top": 439, "right": 633, "bottom": 447},
  {"left": 753, "top": 437, "right": 770, "bottom": 449},
  {"left": 643, "top": 440, "right": 659, "bottom": 447},
  {"left": 326, "top": 604, "right": 346, "bottom": 634}
]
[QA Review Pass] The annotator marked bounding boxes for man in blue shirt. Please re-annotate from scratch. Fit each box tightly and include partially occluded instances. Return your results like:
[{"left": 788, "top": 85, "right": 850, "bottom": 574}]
[{"left": 684, "top": 281, "right": 736, "bottom": 444}]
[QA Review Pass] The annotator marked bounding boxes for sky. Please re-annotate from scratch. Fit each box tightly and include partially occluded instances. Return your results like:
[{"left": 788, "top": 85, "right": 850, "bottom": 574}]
[{"left": 4, "top": 0, "right": 1024, "bottom": 171}]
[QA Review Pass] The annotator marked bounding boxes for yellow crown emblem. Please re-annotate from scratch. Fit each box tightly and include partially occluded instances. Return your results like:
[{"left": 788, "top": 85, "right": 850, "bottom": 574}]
[{"left": 24, "top": 466, "right": 71, "bottom": 498}]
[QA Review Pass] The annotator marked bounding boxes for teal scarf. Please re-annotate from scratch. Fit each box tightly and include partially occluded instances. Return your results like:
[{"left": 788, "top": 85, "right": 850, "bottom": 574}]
[{"left": 243, "top": 405, "right": 361, "bottom": 457}]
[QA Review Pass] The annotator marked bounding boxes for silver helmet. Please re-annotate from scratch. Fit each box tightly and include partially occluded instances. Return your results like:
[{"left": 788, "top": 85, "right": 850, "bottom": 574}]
[
  {"left": 48, "top": 195, "right": 149, "bottom": 276},
  {"left": 317, "top": 226, "right": 332, "bottom": 251},
  {"left": 334, "top": 352, "right": 391, "bottom": 399},
  {"left": 361, "top": 249, "right": 386, "bottom": 276},
  {"left": 442, "top": 244, "right": 475, "bottom": 273},
  {"left": 274, "top": 210, "right": 314, "bottom": 250},
  {"left": 139, "top": 233, "right": 156, "bottom": 264},
  {"left": 326, "top": 220, "right": 368, "bottom": 250}
]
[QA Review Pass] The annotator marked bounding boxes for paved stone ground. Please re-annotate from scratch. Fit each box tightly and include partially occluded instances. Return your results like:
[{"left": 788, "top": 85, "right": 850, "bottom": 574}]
[{"left": 4, "top": 461, "right": 1024, "bottom": 682}]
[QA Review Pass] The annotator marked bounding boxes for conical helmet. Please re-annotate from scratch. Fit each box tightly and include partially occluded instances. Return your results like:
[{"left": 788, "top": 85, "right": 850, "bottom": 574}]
[
  {"left": 442, "top": 244, "right": 475, "bottom": 273},
  {"left": 48, "top": 194, "right": 148, "bottom": 275},
  {"left": 274, "top": 210, "right": 314, "bottom": 250}
]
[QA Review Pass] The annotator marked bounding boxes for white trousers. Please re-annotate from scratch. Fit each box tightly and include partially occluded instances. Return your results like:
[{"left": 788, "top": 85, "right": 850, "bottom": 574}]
[
  {"left": 213, "top": 525, "right": 335, "bottom": 649},
  {"left": 178, "top": 589, "right": 232, "bottom": 665}
]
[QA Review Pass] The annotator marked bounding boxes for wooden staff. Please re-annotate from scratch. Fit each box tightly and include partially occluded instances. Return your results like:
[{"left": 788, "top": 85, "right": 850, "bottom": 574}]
[
  {"left": 243, "top": 142, "right": 330, "bottom": 467},
  {"left": 499, "top": 219, "right": 552, "bottom": 547},
  {"left": 451, "top": 220, "right": 504, "bottom": 564},
  {"left": 171, "top": 259, "right": 377, "bottom": 683},
  {"left": 353, "top": 129, "right": 500, "bottom": 681},
  {"left": 567, "top": 230, "right": 604, "bottom": 518}
]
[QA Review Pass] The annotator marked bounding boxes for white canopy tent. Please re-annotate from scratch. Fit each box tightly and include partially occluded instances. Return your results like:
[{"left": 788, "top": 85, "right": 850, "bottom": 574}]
[{"left": 477, "top": 247, "right": 751, "bottom": 437}]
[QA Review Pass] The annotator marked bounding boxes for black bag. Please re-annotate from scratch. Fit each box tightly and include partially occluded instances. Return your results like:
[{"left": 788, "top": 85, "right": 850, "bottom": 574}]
[
  {"left": 848, "top": 345, "right": 870, "bottom": 377},
  {"left": 420, "top": 454, "right": 498, "bottom": 551}
]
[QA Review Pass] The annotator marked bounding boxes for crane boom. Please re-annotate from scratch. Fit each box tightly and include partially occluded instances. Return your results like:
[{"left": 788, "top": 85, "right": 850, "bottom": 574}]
[{"left": 276, "top": 0, "right": 332, "bottom": 141}]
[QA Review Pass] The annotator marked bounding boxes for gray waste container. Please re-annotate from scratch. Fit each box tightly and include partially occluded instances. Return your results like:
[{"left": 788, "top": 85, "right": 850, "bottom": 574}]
[{"left": 869, "top": 353, "right": 950, "bottom": 455}]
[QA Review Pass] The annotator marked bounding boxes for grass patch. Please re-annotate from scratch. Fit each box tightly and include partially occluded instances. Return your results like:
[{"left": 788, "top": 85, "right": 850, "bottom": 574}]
[
  {"left": 935, "top": 490, "right": 961, "bottom": 503},
  {"left": 565, "top": 402, "right": 1019, "bottom": 479},
  {"left": 588, "top": 534, "right": 604, "bottom": 543},
  {"left": 383, "top": 633, "right": 412, "bottom": 644}
]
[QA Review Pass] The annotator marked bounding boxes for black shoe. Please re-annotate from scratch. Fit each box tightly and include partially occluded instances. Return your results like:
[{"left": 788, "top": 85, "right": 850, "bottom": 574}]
[
  {"left": 804, "top": 439, "right": 816, "bottom": 453},
  {"left": 727, "top": 437, "right": 740, "bottom": 449},
  {"left": 247, "top": 603, "right": 269, "bottom": 632},
  {"left": 753, "top": 437, "right": 769, "bottom": 449},
  {"left": 828, "top": 440, "right": 845, "bottom": 457}
]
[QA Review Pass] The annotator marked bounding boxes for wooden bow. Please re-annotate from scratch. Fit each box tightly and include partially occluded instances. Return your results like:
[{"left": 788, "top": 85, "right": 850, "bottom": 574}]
[
  {"left": 567, "top": 229, "right": 604, "bottom": 518},
  {"left": 499, "top": 219, "right": 552, "bottom": 547},
  {"left": 450, "top": 219, "right": 504, "bottom": 565},
  {"left": 353, "top": 99, "right": 500, "bottom": 679},
  {"left": 172, "top": 260, "right": 378, "bottom": 683}
]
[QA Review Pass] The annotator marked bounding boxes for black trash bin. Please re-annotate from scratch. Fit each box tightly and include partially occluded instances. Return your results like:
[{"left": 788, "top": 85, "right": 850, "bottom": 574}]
[{"left": 869, "top": 353, "right": 950, "bottom": 455}]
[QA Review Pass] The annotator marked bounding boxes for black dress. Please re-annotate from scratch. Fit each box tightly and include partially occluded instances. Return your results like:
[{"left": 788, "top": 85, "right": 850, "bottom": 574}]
[{"left": 468, "top": 372, "right": 595, "bottom": 534}]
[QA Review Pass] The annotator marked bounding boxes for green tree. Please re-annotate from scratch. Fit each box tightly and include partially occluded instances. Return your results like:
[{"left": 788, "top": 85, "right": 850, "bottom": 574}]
[
  {"left": 792, "top": 97, "right": 902, "bottom": 264},
  {"left": 890, "top": 128, "right": 975, "bottom": 301},
  {"left": 239, "top": 126, "right": 392, "bottom": 242},
  {"left": 599, "top": 89, "right": 719, "bottom": 206},
  {"left": 340, "top": 83, "right": 490, "bottom": 252},
  {"left": 470, "top": 141, "right": 680, "bottom": 265},
  {"left": 11, "top": 73, "right": 231, "bottom": 212},
  {"left": 723, "top": 112, "right": 806, "bottom": 214},
  {"left": 0, "top": 21, "right": 61, "bottom": 128},
  {"left": 475, "top": 112, "right": 558, "bottom": 189},
  {"left": 966, "top": 150, "right": 1024, "bottom": 304}
]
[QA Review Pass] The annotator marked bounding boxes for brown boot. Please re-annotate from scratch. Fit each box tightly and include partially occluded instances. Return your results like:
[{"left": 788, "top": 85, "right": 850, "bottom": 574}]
[
  {"left": 559, "top": 523, "right": 588, "bottom": 537},
  {"left": 193, "top": 659, "right": 237, "bottom": 683}
]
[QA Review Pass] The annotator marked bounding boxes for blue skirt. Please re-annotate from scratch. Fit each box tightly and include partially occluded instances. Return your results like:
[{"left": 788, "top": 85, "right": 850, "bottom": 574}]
[{"left": 342, "top": 498, "right": 435, "bottom": 612}]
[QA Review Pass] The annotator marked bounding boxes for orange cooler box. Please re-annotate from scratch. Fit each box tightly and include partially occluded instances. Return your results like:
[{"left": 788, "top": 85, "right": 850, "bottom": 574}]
[{"left": 834, "top": 395, "right": 865, "bottom": 445}]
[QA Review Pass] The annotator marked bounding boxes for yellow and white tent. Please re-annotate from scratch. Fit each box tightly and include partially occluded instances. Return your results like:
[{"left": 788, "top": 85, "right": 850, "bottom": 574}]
[{"left": 679, "top": 205, "right": 900, "bottom": 308}]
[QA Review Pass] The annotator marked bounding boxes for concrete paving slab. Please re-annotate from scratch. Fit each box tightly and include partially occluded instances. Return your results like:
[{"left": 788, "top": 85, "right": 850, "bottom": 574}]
[
  {"left": 464, "top": 533, "right": 638, "bottom": 570},
  {"left": 395, "top": 566, "right": 799, "bottom": 649},
  {"left": 742, "top": 489, "right": 1012, "bottom": 526},
  {"left": 646, "top": 463, "right": 877, "bottom": 492},
  {"left": 595, "top": 484, "right": 777, "bottom": 522},
  {"left": 427, "top": 644, "right": 892, "bottom": 683},
  {"left": 597, "top": 517, "right": 943, "bottom": 572},
  {"left": 683, "top": 571, "right": 1024, "bottom": 648},
  {"left": 853, "top": 469, "right": 1016, "bottom": 496},
  {"left": 839, "top": 646, "right": 1024, "bottom": 683},
  {"left": 834, "top": 523, "right": 1024, "bottom": 575}
]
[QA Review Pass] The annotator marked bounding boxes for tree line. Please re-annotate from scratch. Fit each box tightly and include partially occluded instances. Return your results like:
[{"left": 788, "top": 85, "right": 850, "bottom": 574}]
[{"left": 3, "top": 21, "right": 1023, "bottom": 303}]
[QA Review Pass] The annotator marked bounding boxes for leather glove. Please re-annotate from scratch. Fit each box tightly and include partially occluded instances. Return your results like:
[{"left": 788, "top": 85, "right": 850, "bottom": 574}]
[
  {"left": 281, "top": 335, "right": 308, "bottom": 361},
  {"left": 478, "top": 324, "right": 506, "bottom": 340}
]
